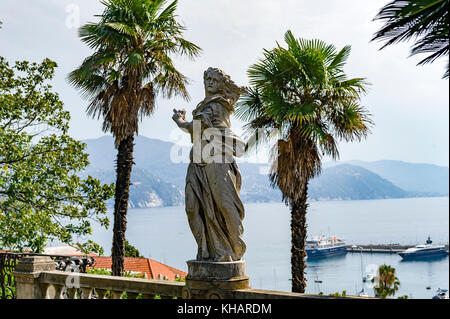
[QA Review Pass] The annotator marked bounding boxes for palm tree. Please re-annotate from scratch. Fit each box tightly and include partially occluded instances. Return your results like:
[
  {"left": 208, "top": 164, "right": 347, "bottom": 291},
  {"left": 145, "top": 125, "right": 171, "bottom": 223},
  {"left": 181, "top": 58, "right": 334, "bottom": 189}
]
[
  {"left": 68, "top": 0, "right": 201, "bottom": 276},
  {"left": 235, "top": 30, "right": 372, "bottom": 293},
  {"left": 372, "top": 264, "right": 400, "bottom": 298},
  {"left": 372, "top": 0, "right": 449, "bottom": 79}
]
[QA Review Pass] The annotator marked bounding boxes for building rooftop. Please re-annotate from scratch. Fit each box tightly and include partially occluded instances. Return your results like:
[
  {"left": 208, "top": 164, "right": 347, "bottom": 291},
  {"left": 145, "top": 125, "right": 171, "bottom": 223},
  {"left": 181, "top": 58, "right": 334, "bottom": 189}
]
[
  {"left": 90, "top": 256, "right": 187, "bottom": 281},
  {"left": 1, "top": 246, "right": 187, "bottom": 281}
]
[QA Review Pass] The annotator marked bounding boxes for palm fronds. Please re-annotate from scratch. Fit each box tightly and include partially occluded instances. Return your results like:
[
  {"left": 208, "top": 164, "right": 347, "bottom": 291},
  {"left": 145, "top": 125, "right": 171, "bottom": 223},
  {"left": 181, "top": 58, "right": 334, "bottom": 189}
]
[
  {"left": 372, "top": 0, "right": 449, "bottom": 78},
  {"left": 236, "top": 30, "right": 372, "bottom": 201},
  {"left": 68, "top": 0, "right": 201, "bottom": 145},
  {"left": 236, "top": 31, "right": 372, "bottom": 293},
  {"left": 372, "top": 264, "right": 401, "bottom": 298}
]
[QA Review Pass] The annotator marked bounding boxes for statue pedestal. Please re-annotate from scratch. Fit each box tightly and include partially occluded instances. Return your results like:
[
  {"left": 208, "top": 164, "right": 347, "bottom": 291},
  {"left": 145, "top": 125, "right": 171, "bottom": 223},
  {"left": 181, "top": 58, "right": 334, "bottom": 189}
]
[{"left": 184, "top": 260, "right": 250, "bottom": 299}]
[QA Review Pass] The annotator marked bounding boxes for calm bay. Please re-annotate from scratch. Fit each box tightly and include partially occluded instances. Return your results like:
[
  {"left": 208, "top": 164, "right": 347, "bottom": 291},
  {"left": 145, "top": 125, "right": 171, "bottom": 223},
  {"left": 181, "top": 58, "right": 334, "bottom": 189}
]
[{"left": 87, "top": 196, "right": 449, "bottom": 298}]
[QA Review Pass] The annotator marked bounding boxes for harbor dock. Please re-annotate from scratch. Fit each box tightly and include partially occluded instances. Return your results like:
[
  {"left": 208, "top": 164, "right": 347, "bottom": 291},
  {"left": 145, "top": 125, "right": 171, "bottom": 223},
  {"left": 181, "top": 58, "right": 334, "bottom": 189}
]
[{"left": 347, "top": 244, "right": 450, "bottom": 254}]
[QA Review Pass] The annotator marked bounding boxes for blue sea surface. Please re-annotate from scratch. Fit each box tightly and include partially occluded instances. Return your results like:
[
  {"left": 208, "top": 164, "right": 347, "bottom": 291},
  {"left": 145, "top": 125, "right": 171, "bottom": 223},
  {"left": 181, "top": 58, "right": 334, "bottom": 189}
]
[{"left": 87, "top": 197, "right": 449, "bottom": 299}]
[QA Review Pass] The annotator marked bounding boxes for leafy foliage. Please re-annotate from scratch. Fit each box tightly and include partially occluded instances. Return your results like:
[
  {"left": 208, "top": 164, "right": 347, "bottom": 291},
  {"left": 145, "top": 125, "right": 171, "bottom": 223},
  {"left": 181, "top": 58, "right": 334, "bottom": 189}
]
[
  {"left": 0, "top": 57, "right": 115, "bottom": 253},
  {"left": 124, "top": 240, "right": 142, "bottom": 257},
  {"left": 372, "top": 264, "right": 401, "bottom": 298},
  {"left": 372, "top": 0, "right": 449, "bottom": 79},
  {"left": 69, "top": 0, "right": 200, "bottom": 276},
  {"left": 236, "top": 31, "right": 371, "bottom": 293},
  {"left": 68, "top": 0, "right": 201, "bottom": 145},
  {"left": 236, "top": 30, "right": 372, "bottom": 204},
  {"left": 0, "top": 270, "right": 16, "bottom": 299},
  {"left": 328, "top": 290, "right": 347, "bottom": 297},
  {"left": 87, "top": 267, "right": 145, "bottom": 278}
]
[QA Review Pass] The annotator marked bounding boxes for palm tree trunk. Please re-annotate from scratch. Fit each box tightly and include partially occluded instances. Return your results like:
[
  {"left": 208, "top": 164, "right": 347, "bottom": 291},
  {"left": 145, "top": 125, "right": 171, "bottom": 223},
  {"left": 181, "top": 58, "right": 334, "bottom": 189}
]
[
  {"left": 111, "top": 134, "right": 134, "bottom": 276},
  {"left": 291, "top": 181, "right": 309, "bottom": 293}
]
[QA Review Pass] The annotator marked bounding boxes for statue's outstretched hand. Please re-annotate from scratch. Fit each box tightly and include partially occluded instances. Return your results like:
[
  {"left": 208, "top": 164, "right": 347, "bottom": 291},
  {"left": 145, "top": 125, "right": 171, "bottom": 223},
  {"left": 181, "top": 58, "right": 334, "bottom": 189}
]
[{"left": 172, "top": 108, "right": 186, "bottom": 123}]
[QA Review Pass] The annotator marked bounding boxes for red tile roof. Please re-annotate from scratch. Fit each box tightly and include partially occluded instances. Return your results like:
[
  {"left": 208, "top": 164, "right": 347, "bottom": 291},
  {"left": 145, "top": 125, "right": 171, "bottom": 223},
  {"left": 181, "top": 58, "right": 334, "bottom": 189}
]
[
  {"left": 1, "top": 249, "right": 187, "bottom": 281},
  {"left": 89, "top": 256, "right": 187, "bottom": 281}
]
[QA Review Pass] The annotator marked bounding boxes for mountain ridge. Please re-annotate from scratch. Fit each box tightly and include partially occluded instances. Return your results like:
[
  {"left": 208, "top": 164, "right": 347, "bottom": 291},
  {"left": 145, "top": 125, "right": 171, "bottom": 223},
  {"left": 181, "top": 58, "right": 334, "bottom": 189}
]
[{"left": 81, "top": 135, "right": 448, "bottom": 208}]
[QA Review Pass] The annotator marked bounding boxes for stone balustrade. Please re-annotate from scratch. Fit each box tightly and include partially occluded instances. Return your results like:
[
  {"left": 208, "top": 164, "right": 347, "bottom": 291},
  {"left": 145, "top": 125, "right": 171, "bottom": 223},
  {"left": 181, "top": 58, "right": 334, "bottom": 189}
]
[
  {"left": 13, "top": 255, "right": 370, "bottom": 299},
  {"left": 38, "top": 271, "right": 185, "bottom": 299},
  {"left": 13, "top": 256, "right": 184, "bottom": 299}
]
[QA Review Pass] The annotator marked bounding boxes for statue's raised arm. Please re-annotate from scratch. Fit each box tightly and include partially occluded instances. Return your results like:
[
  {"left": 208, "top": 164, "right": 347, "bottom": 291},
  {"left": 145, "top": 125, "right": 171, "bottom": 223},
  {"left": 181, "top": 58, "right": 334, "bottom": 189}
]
[{"left": 172, "top": 108, "right": 193, "bottom": 134}]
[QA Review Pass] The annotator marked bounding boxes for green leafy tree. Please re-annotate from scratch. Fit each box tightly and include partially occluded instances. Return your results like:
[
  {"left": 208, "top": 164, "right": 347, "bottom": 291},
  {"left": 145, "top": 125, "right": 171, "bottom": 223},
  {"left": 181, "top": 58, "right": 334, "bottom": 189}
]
[
  {"left": 124, "top": 240, "right": 142, "bottom": 257},
  {"left": 372, "top": 0, "right": 449, "bottom": 79},
  {"left": 0, "top": 57, "right": 115, "bottom": 254},
  {"left": 68, "top": 0, "right": 201, "bottom": 276},
  {"left": 236, "top": 30, "right": 372, "bottom": 292},
  {"left": 372, "top": 264, "right": 400, "bottom": 298},
  {"left": 329, "top": 290, "right": 347, "bottom": 297}
]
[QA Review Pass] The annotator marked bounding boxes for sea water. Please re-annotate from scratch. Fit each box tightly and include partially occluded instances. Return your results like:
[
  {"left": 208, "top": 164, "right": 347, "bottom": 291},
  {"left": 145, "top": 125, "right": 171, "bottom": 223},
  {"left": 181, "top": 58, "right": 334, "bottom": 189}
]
[{"left": 87, "top": 197, "right": 449, "bottom": 299}]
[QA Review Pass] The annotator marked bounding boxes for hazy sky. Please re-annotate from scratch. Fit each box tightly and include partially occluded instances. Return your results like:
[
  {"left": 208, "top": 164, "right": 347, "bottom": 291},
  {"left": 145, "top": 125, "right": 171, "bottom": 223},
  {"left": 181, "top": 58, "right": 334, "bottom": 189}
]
[{"left": 0, "top": 0, "right": 448, "bottom": 166}]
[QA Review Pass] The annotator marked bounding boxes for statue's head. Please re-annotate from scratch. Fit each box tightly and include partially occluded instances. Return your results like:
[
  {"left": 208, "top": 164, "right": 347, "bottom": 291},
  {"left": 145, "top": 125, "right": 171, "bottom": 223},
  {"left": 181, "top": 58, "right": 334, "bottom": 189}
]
[{"left": 204, "top": 67, "right": 247, "bottom": 105}]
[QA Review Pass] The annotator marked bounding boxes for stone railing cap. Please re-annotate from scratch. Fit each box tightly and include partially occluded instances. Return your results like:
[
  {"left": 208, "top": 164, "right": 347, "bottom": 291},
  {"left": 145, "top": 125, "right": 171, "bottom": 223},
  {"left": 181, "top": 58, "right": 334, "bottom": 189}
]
[{"left": 14, "top": 256, "right": 56, "bottom": 273}]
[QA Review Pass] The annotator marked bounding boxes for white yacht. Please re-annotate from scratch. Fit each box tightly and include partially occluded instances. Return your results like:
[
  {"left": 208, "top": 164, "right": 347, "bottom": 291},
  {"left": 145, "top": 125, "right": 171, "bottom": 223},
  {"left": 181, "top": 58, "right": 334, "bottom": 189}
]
[
  {"left": 398, "top": 237, "right": 447, "bottom": 260},
  {"left": 306, "top": 235, "right": 347, "bottom": 258}
]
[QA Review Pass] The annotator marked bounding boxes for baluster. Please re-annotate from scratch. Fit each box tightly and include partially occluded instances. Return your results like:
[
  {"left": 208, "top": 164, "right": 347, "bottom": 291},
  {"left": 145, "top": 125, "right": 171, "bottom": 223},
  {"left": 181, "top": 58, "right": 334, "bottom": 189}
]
[
  {"left": 80, "top": 287, "right": 93, "bottom": 299},
  {"left": 53, "top": 284, "right": 64, "bottom": 299},
  {"left": 95, "top": 289, "right": 108, "bottom": 299},
  {"left": 181, "top": 287, "right": 190, "bottom": 299},
  {"left": 110, "top": 291, "right": 123, "bottom": 299},
  {"left": 39, "top": 283, "right": 50, "bottom": 299},
  {"left": 142, "top": 293, "right": 156, "bottom": 299},
  {"left": 126, "top": 292, "right": 139, "bottom": 299},
  {"left": 66, "top": 288, "right": 78, "bottom": 299}
]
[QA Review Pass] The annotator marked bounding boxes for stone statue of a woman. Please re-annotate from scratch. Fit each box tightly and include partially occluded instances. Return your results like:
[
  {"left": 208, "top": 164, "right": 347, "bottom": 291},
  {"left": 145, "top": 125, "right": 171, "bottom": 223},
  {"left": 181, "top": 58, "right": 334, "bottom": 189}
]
[{"left": 172, "top": 67, "right": 247, "bottom": 262}]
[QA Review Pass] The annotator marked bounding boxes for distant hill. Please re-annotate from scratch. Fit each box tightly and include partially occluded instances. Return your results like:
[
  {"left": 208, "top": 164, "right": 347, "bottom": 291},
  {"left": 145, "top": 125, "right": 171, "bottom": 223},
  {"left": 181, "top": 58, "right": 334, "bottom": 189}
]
[
  {"left": 81, "top": 136, "right": 448, "bottom": 208},
  {"left": 346, "top": 160, "right": 449, "bottom": 195},
  {"left": 80, "top": 167, "right": 184, "bottom": 208},
  {"left": 238, "top": 163, "right": 412, "bottom": 202},
  {"left": 85, "top": 135, "right": 187, "bottom": 186},
  {"left": 308, "top": 164, "right": 409, "bottom": 200},
  {"left": 238, "top": 163, "right": 282, "bottom": 203}
]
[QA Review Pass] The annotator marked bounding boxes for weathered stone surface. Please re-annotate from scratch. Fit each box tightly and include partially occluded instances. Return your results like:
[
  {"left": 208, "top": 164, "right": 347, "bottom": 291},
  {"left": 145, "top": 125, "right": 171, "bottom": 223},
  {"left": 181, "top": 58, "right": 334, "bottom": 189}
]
[
  {"left": 185, "top": 260, "right": 250, "bottom": 299},
  {"left": 186, "top": 259, "right": 246, "bottom": 280},
  {"left": 172, "top": 67, "right": 247, "bottom": 262},
  {"left": 39, "top": 271, "right": 184, "bottom": 297},
  {"left": 13, "top": 253, "right": 371, "bottom": 300},
  {"left": 13, "top": 267, "right": 372, "bottom": 299},
  {"left": 15, "top": 256, "right": 55, "bottom": 273},
  {"left": 13, "top": 256, "right": 56, "bottom": 299}
]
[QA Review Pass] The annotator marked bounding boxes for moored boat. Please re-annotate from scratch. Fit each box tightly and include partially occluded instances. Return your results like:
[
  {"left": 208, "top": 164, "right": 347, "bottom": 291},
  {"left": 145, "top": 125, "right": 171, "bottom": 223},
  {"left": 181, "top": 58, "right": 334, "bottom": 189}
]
[
  {"left": 358, "top": 289, "right": 369, "bottom": 297},
  {"left": 432, "top": 288, "right": 449, "bottom": 299},
  {"left": 398, "top": 236, "right": 448, "bottom": 260},
  {"left": 306, "top": 235, "right": 347, "bottom": 258}
]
